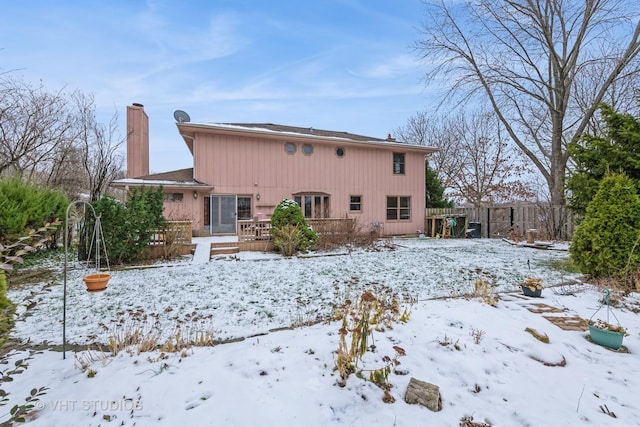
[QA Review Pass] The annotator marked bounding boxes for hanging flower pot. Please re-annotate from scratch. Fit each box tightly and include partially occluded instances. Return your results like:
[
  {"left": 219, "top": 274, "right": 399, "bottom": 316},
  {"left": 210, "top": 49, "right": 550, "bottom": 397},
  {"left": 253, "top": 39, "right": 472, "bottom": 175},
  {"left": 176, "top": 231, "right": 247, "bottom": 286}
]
[
  {"left": 81, "top": 213, "right": 111, "bottom": 293},
  {"left": 587, "top": 320, "right": 625, "bottom": 350},
  {"left": 83, "top": 273, "right": 111, "bottom": 292},
  {"left": 587, "top": 289, "right": 626, "bottom": 350}
]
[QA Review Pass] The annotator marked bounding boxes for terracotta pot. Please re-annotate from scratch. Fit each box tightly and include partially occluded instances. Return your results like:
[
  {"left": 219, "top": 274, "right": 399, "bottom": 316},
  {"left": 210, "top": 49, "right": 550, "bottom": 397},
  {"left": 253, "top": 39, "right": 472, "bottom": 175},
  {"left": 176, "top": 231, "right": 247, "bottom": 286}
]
[{"left": 83, "top": 273, "right": 111, "bottom": 292}]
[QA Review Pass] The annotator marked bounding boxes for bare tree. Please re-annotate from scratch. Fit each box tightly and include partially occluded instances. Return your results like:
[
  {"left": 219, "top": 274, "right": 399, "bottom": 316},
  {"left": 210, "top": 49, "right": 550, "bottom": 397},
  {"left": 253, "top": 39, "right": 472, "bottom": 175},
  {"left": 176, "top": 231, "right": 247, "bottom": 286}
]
[
  {"left": 573, "top": 59, "right": 640, "bottom": 137},
  {"left": 42, "top": 140, "right": 85, "bottom": 196},
  {"left": 416, "top": 0, "right": 640, "bottom": 205},
  {"left": 394, "top": 110, "right": 458, "bottom": 175},
  {"left": 0, "top": 77, "right": 76, "bottom": 179},
  {"left": 446, "top": 111, "right": 535, "bottom": 206},
  {"left": 396, "top": 109, "right": 535, "bottom": 206},
  {"left": 74, "top": 92, "right": 125, "bottom": 202},
  {"left": 0, "top": 76, "right": 124, "bottom": 200}
]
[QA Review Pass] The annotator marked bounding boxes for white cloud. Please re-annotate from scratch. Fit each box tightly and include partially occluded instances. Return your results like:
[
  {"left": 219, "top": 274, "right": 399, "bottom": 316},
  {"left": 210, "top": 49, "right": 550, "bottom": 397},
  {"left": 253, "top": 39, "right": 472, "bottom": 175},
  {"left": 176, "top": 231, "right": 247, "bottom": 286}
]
[{"left": 352, "top": 54, "right": 422, "bottom": 79}]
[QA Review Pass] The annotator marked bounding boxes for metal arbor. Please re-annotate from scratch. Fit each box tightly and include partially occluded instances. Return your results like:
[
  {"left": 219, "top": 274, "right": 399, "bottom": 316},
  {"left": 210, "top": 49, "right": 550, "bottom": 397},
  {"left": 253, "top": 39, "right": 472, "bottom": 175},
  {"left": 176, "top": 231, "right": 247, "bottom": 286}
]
[{"left": 62, "top": 200, "right": 110, "bottom": 359}]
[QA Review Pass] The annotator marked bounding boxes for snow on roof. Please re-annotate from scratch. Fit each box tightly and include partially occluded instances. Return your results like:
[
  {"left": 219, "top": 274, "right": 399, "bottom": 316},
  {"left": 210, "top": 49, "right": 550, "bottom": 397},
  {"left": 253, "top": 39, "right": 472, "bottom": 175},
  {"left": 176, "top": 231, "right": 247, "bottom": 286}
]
[
  {"left": 179, "top": 122, "right": 437, "bottom": 152},
  {"left": 112, "top": 178, "right": 208, "bottom": 187}
]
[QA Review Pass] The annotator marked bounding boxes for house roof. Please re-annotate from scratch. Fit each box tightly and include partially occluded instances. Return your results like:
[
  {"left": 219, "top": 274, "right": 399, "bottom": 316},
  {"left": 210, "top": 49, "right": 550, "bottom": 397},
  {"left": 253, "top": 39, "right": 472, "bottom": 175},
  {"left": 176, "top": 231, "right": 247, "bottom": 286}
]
[
  {"left": 176, "top": 122, "right": 438, "bottom": 155},
  {"left": 219, "top": 123, "right": 390, "bottom": 142},
  {"left": 111, "top": 168, "right": 212, "bottom": 189}
]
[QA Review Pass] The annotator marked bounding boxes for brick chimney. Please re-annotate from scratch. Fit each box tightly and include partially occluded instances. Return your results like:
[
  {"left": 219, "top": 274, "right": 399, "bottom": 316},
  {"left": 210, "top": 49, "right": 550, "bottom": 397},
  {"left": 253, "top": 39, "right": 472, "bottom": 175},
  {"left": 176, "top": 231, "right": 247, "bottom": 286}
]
[{"left": 126, "top": 103, "right": 149, "bottom": 178}]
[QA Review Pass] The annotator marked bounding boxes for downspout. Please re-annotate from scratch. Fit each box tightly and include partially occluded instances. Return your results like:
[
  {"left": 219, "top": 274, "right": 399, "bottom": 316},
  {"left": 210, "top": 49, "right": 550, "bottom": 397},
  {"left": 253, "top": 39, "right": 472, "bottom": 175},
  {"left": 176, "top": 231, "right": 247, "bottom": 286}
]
[
  {"left": 180, "top": 132, "right": 196, "bottom": 174},
  {"left": 180, "top": 132, "right": 203, "bottom": 237}
]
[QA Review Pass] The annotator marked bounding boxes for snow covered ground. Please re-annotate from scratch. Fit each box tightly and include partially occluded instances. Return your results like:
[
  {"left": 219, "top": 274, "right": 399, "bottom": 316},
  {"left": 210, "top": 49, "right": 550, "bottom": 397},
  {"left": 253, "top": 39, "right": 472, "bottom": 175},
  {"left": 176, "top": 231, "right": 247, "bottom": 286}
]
[
  {"left": 2, "top": 238, "right": 639, "bottom": 426},
  {"left": 9, "top": 238, "right": 578, "bottom": 345}
]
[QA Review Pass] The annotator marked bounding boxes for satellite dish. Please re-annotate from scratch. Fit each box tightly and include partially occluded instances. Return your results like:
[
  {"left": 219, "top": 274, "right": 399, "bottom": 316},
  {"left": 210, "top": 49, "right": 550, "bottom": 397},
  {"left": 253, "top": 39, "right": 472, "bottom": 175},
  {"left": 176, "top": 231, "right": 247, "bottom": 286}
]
[{"left": 173, "top": 110, "right": 191, "bottom": 123}]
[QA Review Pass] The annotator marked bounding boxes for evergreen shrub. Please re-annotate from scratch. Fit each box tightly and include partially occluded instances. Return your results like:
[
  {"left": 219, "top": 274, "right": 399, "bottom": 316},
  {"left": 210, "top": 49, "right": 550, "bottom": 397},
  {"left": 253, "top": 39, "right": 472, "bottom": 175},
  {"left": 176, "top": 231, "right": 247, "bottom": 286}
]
[
  {"left": 570, "top": 173, "right": 640, "bottom": 278},
  {"left": 270, "top": 199, "right": 318, "bottom": 255}
]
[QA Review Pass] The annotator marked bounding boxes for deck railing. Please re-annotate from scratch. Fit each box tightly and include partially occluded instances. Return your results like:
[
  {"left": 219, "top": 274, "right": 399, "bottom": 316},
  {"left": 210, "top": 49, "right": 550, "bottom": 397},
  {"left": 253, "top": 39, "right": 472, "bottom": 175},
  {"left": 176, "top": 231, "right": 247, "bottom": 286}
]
[
  {"left": 238, "top": 218, "right": 355, "bottom": 241},
  {"left": 238, "top": 220, "right": 272, "bottom": 241},
  {"left": 149, "top": 221, "right": 193, "bottom": 245}
]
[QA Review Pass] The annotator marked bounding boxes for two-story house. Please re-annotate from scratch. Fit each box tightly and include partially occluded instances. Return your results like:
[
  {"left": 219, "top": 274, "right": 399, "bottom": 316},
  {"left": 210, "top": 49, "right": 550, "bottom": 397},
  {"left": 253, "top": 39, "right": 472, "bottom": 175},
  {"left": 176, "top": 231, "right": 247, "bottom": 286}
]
[{"left": 113, "top": 104, "right": 436, "bottom": 239}]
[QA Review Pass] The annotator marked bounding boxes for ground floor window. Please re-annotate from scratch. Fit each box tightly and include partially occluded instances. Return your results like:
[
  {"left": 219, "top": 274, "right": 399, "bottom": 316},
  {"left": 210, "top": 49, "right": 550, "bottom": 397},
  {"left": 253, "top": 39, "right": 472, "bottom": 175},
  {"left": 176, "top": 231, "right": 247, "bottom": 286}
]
[
  {"left": 164, "top": 192, "right": 184, "bottom": 202},
  {"left": 204, "top": 196, "right": 210, "bottom": 231},
  {"left": 350, "top": 195, "right": 362, "bottom": 212},
  {"left": 237, "top": 196, "right": 252, "bottom": 220},
  {"left": 293, "top": 194, "right": 330, "bottom": 218},
  {"left": 387, "top": 196, "right": 411, "bottom": 220}
]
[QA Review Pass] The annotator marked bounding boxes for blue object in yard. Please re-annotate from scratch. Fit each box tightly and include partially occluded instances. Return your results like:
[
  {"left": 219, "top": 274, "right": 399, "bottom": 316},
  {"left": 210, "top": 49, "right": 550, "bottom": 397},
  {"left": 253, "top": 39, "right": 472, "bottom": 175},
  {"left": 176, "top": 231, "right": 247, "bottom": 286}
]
[{"left": 587, "top": 324, "right": 625, "bottom": 350}]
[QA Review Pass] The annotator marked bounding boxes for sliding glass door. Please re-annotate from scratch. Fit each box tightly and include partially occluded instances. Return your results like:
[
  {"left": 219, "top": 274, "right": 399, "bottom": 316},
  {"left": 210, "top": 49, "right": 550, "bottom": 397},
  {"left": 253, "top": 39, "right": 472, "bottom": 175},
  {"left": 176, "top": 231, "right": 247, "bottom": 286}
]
[{"left": 209, "top": 195, "right": 237, "bottom": 234}]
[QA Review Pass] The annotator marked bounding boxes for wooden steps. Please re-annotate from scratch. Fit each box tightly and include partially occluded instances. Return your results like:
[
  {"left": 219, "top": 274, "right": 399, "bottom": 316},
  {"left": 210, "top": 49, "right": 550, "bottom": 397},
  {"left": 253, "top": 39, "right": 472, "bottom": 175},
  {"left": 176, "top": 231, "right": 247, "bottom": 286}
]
[{"left": 209, "top": 245, "right": 240, "bottom": 256}]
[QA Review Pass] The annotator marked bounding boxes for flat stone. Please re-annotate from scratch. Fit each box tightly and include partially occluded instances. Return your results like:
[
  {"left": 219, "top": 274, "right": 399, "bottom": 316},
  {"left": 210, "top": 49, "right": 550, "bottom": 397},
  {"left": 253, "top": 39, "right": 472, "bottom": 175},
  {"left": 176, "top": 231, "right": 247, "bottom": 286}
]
[
  {"left": 404, "top": 377, "right": 442, "bottom": 412},
  {"left": 543, "top": 315, "right": 588, "bottom": 331},
  {"left": 526, "top": 303, "right": 566, "bottom": 314}
]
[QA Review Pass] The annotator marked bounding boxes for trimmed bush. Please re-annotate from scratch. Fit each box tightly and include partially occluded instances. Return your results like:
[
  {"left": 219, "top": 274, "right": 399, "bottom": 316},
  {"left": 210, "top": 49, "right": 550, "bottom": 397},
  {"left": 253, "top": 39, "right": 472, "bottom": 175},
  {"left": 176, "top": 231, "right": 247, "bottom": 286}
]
[
  {"left": 270, "top": 199, "right": 318, "bottom": 255},
  {"left": 91, "top": 187, "right": 165, "bottom": 264},
  {"left": 570, "top": 173, "right": 640, "bottom": 278}
]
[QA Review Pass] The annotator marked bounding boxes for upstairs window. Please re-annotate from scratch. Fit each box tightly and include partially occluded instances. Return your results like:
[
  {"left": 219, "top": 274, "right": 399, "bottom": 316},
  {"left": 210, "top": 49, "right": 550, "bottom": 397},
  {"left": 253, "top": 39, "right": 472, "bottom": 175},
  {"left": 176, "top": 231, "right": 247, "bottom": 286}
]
[{"left": 393, "top": 153, "right": 405, "bottom": 174}]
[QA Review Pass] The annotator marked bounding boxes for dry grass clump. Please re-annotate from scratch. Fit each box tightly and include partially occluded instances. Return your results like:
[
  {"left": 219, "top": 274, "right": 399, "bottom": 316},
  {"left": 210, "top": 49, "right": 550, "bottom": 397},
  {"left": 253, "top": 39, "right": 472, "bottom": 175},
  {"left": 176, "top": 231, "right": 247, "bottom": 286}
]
[
  {"left": 332, "top": 278, "right": 413, "bottom": 403},
  {"left": 313, "top": 217, "right": 378, "bottom": 251},
  {"left": 460, "top": 415, "right": 492, "bottom": 426},
  {"left": 94, "top": 307, "right": 216, "bottom": 357},
  {"left": 463, "top": 268, "right": 499, "bottom": 306}
]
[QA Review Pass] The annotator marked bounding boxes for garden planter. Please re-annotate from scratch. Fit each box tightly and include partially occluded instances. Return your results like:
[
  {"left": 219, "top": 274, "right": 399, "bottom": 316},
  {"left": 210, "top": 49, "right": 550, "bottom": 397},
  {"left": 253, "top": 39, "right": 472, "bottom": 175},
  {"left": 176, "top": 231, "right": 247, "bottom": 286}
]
[
  {"left": 83, "top": 273, "right": 111, "bottom": 292},
  {"left": 521, "top": 286, "right": 542, "bottom": 297},
  {"left": 587, "top": 323, "right": 625, "bottom": 350}
]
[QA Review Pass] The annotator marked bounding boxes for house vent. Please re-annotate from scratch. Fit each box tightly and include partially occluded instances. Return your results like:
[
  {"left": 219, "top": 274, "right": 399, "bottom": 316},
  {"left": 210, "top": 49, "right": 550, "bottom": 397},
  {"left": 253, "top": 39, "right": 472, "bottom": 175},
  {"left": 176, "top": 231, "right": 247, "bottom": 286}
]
[{"left": 285, "top": 142, "right": 296, "bottom": 154}]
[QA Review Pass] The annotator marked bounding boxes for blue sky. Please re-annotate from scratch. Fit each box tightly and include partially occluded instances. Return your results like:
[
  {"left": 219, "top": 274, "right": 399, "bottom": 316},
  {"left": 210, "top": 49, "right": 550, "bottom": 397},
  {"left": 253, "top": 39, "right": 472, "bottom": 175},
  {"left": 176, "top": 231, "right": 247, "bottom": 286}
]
[{"left": 1, "top": 0, "right": 432, "bottom": 173}]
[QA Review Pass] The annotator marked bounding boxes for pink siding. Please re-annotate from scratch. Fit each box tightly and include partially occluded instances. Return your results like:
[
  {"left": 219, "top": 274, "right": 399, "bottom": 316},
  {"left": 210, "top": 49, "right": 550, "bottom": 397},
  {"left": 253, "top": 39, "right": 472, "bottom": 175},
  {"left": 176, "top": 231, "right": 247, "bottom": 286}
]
[
  {"left": 162, "top": 190, "right": 202, "bottom": 227},
  {"left": 187, "top": 127, "right": 430, "bottom": 236}
]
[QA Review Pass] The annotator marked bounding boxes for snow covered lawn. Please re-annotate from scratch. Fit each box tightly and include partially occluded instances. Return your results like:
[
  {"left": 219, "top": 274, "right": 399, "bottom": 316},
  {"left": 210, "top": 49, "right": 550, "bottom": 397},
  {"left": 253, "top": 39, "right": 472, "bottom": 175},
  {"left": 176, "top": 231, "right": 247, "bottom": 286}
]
[
  {"left": 2, "top": 238, "right": 639, "bottom": 426},
  {"left": 10, "top": 238, "right": 577, "bottom": 345}
]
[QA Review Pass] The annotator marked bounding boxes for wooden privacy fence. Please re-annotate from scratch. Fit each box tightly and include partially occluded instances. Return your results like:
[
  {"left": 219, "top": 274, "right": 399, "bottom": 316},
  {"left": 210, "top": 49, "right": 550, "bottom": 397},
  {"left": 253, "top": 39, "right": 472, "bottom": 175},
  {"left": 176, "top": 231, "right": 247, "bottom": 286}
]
[{"left": 425, "top": 205, "right": 575, "bottom": 240}]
